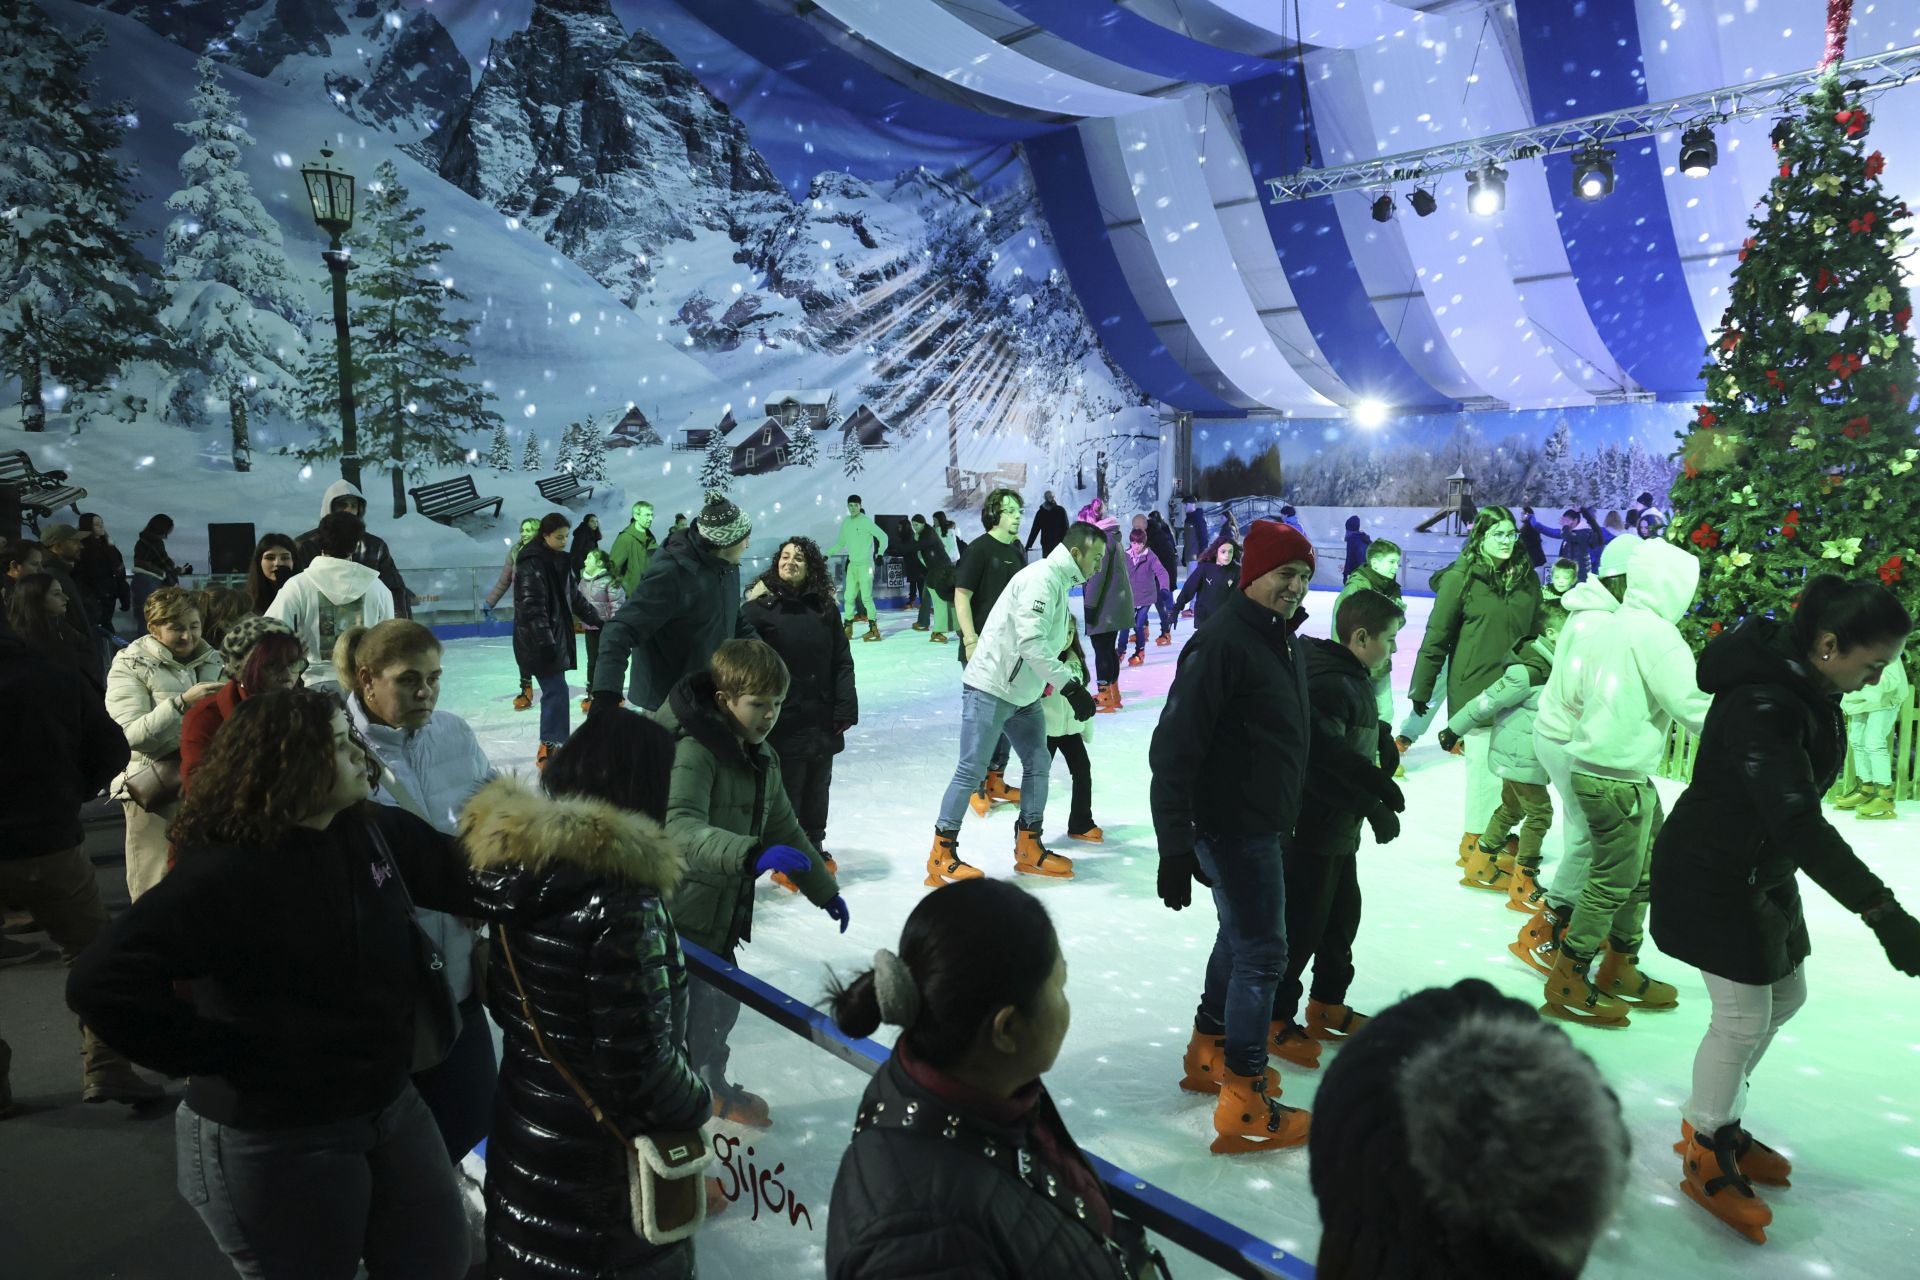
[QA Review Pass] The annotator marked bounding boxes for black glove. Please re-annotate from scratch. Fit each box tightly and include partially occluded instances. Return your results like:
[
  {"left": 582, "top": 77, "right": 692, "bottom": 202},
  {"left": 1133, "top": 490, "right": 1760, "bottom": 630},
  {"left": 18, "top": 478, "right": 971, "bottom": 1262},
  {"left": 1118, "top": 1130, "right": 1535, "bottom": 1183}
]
[
  {"left": 1412, "top": 700, "right": 1430, "bottom": 719},
  {"left": 1353, "top": 767, "right": 1405, "bottom": 813},
  {"left": 1366, "top": 803, "right": 1401, "bottom": 845},
  {"left": 1061, "top": 681, "right": 1097, "bottom": 720},
  {"left": 1437, "top": 727, "right": 1462, "bottom": 754},
  {"left": 1867, "top": 900, "right": 1920, "bottom": 976},
  {"left": 1158, "top": 854, "right": 1200, "bottom": 911},
  {"left": 588, "top": 690, "right": 624, "bottom": 716}
]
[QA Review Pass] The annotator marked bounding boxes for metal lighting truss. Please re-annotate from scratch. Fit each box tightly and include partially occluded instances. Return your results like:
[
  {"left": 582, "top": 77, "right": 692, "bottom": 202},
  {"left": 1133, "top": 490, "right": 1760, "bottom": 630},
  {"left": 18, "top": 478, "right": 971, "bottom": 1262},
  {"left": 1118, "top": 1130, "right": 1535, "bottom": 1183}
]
[{"left": 1263, "top": 43, "right": 1920, "bottom": 204}]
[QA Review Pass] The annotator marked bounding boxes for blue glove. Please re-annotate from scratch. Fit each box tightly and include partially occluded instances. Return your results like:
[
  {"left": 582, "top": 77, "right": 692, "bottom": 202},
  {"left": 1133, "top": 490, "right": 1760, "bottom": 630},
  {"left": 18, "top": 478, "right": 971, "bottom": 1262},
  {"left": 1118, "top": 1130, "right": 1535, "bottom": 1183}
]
[
  {"left": 482, "top": 604, "right": 495, "bottom": 622},
  {"left": 753, "top": 845, "right": 810, "bottom": 878},
  {"left": 824, "top": 895, "right": 850, "bottom": 934}
]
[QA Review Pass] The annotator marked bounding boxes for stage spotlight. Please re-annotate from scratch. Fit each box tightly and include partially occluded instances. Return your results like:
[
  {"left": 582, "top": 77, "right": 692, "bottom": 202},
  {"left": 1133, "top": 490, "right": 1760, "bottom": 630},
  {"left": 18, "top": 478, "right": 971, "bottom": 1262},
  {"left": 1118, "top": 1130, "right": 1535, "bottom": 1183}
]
[
  {"left": 1680, "top": 124, "right": 1718, "bottom": 177},
  {"left": 1467, "top": 164, "right": 1506, "bottom": 216},
  {"left": 1370, "top": 192, "right": 1394, "bottom": 222},
  {"left": 1351, "top": 398, "right": 1389, "bottom": 428},
  {"left": 1406, "top": 186, "right": 1437, "bottom": 217},
  {"left": 1571, "top": 143, "right": 1615, "bottom": 201}
]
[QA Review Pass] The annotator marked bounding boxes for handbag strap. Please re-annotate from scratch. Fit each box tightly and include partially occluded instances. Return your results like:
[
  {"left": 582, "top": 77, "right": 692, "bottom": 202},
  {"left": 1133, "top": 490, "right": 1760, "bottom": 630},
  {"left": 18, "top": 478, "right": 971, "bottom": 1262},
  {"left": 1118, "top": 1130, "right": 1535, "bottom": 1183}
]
[{"left": 496, "top": 928, "right": 632, "bottom": 1147}]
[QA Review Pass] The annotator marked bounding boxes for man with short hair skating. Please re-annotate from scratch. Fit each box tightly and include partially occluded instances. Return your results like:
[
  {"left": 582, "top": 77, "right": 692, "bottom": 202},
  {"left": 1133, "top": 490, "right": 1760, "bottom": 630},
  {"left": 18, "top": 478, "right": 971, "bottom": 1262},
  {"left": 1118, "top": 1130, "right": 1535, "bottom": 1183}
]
[{"left": 828, "top": 495, "right": 888, "bottom": 642}]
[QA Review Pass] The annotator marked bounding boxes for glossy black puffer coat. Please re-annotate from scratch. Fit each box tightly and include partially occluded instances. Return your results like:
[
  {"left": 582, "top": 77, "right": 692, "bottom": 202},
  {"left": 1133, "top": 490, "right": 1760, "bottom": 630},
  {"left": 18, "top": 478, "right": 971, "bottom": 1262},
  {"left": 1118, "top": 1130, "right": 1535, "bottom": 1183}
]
[
  {"left": 462, "top": 776, "right": 712, "bottom": 1280},
  {"left": 1650, "top": 618, "right": 1889, "bottom": 985}
]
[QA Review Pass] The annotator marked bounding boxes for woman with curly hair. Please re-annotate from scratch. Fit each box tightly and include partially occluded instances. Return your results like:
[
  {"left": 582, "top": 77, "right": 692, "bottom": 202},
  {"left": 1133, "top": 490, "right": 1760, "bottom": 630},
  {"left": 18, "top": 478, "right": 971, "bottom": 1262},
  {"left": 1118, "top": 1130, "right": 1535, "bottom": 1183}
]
[
  {"left": 742, "top": 535, "right": 857, "bottom": 863},
  {"left": 1409, "top": 506, "right": 1542, "bottom": 880},
  {"left": 67, "top": 687, "right": 477, "bottom": 1280},
  {"left": 246, "top": 532, "right": 298, "bottom": 617}
]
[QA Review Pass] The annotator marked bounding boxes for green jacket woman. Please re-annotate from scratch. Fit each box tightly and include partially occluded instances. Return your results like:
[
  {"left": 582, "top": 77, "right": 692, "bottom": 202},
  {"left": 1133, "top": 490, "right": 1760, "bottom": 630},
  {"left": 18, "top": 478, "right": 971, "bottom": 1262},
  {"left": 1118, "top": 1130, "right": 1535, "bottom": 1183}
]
[{"left": 1410, "top": 508, "right": 1542, "bottom": 715}]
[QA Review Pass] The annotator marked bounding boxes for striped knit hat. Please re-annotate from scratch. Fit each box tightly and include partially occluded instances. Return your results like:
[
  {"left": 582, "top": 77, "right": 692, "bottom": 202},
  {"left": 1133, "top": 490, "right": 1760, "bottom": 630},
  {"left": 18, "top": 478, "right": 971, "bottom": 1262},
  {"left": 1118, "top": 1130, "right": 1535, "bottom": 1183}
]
[{"left": 694, "top": 491, "right": 752, "bottom": 549}]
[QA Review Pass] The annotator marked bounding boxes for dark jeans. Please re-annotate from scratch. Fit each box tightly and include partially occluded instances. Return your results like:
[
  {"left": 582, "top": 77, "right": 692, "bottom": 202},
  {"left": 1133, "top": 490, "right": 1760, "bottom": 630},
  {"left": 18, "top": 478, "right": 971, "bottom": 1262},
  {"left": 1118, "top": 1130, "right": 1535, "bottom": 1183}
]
[
  {"left": 1273, "top": 854, "right": 1361, "bottom": 1025},
  {"left": 778, "top": 747, "right": 834, "bottom": 848},
  {"left": 410, "top": 993, "right": 496, "bottom": 1160},
  {"left": 536, "top": 671, "right": 569, "bottom": 745},
  {"left": 1192, "top": 833, "right": 1288, "bottom": 1078},
  {"left": 1131, "top": 605, "right": 1152, "bottom": 654},
  {"left": 584, "top": 629, "right": 601, "bottom": 689},
  {"left": 1090, "top": 630, "right": 1120, "bottom": 685},
  {"left": 687, "top": 958, "right": 742, "bottom": 1091},
  {"left": 904, "top": 571, "right": 922, "bottom": 607},
  {"left": 175, "top": 1085, "right": 469, "bottom": 1280},
  {"left": 1047, "top": 734, "right": 1094, "bottom": 832}
]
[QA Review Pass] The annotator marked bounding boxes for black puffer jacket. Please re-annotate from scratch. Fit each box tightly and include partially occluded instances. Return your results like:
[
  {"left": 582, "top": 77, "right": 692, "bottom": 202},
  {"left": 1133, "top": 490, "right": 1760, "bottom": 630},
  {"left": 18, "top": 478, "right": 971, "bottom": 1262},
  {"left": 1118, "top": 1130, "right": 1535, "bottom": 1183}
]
[
  {"left": 464, "top": 776, "right": 711, "bottom": 1280},
  {"left": 741, "top": 575, "right": 857, "bottom": 755},
  {"left": 1172, "top": 562, "right": 1234, "bottom": 627},
  {"left": 513, "top": 541, "right": 596, "bottom": 680},
  {"left": 1650, "top": 618, "right": 1889, "bottom": 984},
  {"left": 827, "top": 1053, "right": 1161, "bottom": 1280},
  {"left": 1149, "top": 588, "right": 1311, "bottom": 860},
  {"left": 918, "top": 526, "right": 955, "bottom": 596},
  {"left": 1292, "top": 638, "right": 1395, "bottom": 859},
  {"left": 591, "top": 533, "right": 755, "bottom": 710}
]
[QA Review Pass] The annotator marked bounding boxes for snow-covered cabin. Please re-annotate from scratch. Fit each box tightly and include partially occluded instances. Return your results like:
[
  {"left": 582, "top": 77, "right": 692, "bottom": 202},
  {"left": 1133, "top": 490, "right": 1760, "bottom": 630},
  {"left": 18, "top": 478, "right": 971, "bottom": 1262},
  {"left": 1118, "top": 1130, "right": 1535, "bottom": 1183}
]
[
  {"left": 840, "top": 404, "right": 894, "bottom": 450},
  {"left": 676, "top": 407, "right": 737, "bottom": 452},
  {"left": 604, "top": 406, "right": 658, "bottom": 448},
  {"left": 729, "top": 417, "right": 799, "bottom": 476},
  {"left": 766, "top": 388, "right": 838, "bottom": 431}
]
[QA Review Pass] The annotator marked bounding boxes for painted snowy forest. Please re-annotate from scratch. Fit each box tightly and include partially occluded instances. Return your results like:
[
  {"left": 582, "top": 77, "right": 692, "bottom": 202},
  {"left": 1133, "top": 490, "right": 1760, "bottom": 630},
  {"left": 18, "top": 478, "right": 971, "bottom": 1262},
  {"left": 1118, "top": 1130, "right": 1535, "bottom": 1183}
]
[{"left": 1, "top": 0, "right": 1162, "bottom": 556}]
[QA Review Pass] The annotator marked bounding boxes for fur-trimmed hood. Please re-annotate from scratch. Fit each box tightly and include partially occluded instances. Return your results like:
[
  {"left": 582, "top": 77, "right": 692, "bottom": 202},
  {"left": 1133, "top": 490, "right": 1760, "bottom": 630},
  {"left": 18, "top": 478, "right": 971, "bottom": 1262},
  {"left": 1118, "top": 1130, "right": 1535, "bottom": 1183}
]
[{"left": 460, "top": 776, "right": 684, "bottom": 918}]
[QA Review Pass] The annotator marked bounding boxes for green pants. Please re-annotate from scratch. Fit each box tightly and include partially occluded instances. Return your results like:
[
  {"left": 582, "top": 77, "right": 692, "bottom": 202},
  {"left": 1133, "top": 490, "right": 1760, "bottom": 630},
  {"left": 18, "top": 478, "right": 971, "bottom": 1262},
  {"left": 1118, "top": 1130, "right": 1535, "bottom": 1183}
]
[
  {"left": 1482, "top": 779, "right": 1554, "bottom": 869},
  {"left": 1563, "top": 774, "right": 1663, "bottom": 960},
  {"left": 842, "top": 561, "right": 876, "bottom": 621}
]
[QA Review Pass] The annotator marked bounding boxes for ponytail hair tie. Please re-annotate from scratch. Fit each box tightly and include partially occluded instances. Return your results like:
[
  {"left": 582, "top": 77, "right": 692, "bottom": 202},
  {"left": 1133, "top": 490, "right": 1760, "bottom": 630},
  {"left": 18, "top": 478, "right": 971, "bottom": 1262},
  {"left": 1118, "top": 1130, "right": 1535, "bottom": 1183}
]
[{"left": 872, "top": 948, "right": 921, "bottom": 1028}]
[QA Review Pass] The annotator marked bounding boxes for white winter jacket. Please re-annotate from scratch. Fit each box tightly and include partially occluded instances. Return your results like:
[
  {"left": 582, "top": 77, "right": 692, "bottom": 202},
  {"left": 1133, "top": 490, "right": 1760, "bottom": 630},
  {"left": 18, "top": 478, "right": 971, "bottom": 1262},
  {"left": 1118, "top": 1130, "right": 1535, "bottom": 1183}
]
[
  {"left": 1841, "top": 653, "right": 1910, "bottom": 717},
  {"left": 1534, "top": 575, "right": 1624, "bottom": 748},
  {"left": 106, "top": 635, "right": 227, "bottom": 788},
  {"left": 348, "top": 695, "right": 497, "bottom": 1002},
  {"left": 266, "top": 555, "right": 395, "bottom": 688},
  {"left": 1560, "top": 540, "right": 1712, "bottom": 780},
  {"left": 963, "top": 544, "right": 1084, "bottom": 708}
]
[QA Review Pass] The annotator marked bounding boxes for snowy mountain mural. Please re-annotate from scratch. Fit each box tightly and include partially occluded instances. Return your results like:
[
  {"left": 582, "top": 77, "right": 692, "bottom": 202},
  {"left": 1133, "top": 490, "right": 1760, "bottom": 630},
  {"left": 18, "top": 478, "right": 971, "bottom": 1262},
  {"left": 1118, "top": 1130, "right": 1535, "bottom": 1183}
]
[{"left": 6, "top": 0, "right": 1159, "bottom": 577}]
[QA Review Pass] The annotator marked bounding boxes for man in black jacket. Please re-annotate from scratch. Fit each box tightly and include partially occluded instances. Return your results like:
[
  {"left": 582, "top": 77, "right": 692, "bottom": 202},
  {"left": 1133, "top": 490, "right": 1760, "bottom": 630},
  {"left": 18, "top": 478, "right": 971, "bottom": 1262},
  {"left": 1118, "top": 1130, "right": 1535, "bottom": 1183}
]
[
  {"left": 0, "top": 636, "right": 159, "bottom": 1107},
  {"left": 590, "top": 491, "right": 756, "bottom": 712},
  {"left": 1024, "top": 490, "right": 1068, "bottom": 557},
  {"left": 293, "top": 480, "right": 414, "bottom": 619},
  {"left": 1150, "top": 519, "right": 1324, "bottom": 1155}
]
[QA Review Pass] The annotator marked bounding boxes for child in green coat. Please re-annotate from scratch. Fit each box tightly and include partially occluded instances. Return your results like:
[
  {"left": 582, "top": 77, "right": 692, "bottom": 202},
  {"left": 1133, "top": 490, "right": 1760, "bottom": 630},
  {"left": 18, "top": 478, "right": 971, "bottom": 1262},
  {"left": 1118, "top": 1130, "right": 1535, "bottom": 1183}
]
[{"left": 651, "top": 638, "right": 846, "bottom": 1126}]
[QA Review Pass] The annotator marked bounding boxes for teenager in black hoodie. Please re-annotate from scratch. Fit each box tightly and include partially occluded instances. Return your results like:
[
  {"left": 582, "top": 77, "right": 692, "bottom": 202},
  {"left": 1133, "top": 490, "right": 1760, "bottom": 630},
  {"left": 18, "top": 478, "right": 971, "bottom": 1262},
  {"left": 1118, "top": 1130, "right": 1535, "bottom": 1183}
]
[{"left": 68, "top": 687, "right": 477, "bottom": 1280}]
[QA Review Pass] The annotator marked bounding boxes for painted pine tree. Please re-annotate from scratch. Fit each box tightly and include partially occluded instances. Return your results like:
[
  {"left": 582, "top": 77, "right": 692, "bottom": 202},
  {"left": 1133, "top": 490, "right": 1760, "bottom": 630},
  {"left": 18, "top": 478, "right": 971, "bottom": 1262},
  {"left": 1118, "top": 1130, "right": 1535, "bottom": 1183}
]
[
  {"left": 699, "top": 426, "right": 736, "bottom": 494},
  {"left": 786, "top": 421, "right": 820, "bottom": 468},
  {"left": 0, "top": 0, "right": 169, "bottom": 431},
  {"left": 296, "top": 161, "right": 503, "bottom": 515},
  {"left": 522, "top": 430, "right": 543, "bottom": 473},
  {"left": 838, "top": 433, "right": 867, "bottom": 481},
  {"left": 555, "top": 420, "right": 581, "bottom": 475},
  {"left": 577, "top": 416, "right": 609, "bottom": 485},
  {"left": 161, "top": 57, "right": 306, "bottom": 471},
  {"left": 486, "top": 423, "right": 513, "bottom": 471},
  {"left": 1667, "top": 75, "right": 1917, "bottom": 646}
]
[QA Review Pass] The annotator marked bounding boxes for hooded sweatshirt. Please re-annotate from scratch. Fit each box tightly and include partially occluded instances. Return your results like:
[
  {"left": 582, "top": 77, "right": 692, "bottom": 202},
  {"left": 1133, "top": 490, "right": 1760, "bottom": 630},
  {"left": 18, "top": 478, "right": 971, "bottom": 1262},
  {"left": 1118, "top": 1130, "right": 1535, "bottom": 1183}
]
[
  {"left": 295, "top": 479, "right": 411, "bottom": 618},
  {"left": 1534, "top": 574, "right": 1626, "bottom": 748},
  {"left": 266, "top": 556, "right": 395, "bottom": 689},
  {"left": 1560, "top": 540, "right": 1712, "bottom": 780}
]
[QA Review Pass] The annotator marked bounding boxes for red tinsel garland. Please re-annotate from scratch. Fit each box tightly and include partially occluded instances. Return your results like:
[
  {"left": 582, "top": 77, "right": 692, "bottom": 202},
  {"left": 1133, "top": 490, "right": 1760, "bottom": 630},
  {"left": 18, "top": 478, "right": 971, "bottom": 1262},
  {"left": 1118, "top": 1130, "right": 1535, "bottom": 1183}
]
[{"left": 1820, "top": 0, "right": 1852, "bottom": 71}]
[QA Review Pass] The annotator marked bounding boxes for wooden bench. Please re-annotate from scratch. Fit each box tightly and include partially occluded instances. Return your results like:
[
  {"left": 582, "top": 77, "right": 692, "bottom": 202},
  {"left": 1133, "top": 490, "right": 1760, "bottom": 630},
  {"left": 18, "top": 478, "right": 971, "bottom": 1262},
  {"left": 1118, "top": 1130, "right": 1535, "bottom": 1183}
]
[
  {"left": 0, "top": 449, "right": 87, "bottom": 531},
  {"left": 408, "top": 475, "right": 503, "bottom": 524},
  {"left": 536, "top": 472, "right": 595, "bottom": 505}
]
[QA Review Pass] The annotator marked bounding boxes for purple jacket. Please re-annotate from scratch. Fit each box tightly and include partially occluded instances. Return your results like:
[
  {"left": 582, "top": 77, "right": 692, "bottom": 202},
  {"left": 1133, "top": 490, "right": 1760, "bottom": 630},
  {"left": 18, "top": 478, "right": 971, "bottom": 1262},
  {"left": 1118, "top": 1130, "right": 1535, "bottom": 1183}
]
[{"left": 1124, "top": 547, "right": 1169, "bottom": 603}]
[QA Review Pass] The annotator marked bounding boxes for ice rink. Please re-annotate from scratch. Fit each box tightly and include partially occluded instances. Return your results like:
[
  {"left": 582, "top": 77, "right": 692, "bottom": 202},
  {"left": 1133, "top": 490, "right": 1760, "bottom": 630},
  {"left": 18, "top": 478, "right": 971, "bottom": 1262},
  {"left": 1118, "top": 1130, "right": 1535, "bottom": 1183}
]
[{"left": 443, "top": 589, "right": 1920, "bottom": 1279}]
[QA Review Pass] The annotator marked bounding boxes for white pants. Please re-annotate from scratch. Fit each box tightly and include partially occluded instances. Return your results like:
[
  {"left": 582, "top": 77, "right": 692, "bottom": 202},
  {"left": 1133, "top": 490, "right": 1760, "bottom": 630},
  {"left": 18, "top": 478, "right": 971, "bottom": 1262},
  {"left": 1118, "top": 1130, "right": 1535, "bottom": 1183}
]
[
  {"left": 1685, "top": 966, "right": 1809, "bottom": 1134},
  {"left": 1536, "top": 732, "right": 1593, "bottom": 908},
  {"left": 1461, "top": 725, "right": 1501, "bottom": 836},
  {"left": 1849, "top": 707, "right": 1898, "bottom": 785}
]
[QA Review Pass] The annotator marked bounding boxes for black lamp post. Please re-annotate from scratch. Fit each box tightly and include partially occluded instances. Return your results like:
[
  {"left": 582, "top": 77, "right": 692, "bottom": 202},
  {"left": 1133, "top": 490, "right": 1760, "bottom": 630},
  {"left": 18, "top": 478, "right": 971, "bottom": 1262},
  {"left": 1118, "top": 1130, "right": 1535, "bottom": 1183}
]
[{"left": 302, "top": 146, "right": 360, "bottom": 488}]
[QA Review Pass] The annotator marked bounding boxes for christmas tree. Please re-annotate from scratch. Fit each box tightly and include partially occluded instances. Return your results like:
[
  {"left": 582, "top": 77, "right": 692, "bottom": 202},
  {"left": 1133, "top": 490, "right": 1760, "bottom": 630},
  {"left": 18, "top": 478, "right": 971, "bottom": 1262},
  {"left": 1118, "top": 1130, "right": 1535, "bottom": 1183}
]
[
  {"left": 522, "top": 430, "right": 543, "bottom": 473},
  {"left": 555, "top": 420, "right": 582, "bottom": 475},
  {"left": 296, "top": 161, "right": 503, "bottom": 515},
  {"left": 162, "top": 57, "right": 306, "bottom": 472},
  {"left": 1667, "top": 73, "right": 1917, "bottom": 647},
  {"left": 786, "top": 421, "right": 820, "bottom": 468},
  {"left": 577, "top": 415, "right": 609, "bottom": 485},
  {"left": 699, "top": 427, "right": 736, "bottom": 494},
  {"left": 485, "top": 423, "right": 513, "bottom": 471},
  {"left": 838, "top": 432, "right": 867, "bottom": 481},
  {"left": 0, "top": 0, "right": 170, "bottom": 431}
]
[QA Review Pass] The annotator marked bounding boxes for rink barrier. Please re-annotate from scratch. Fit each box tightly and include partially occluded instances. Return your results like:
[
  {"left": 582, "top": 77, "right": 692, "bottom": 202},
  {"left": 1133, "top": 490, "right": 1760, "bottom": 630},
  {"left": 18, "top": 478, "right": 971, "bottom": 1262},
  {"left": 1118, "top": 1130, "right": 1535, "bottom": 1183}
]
[
  {"left": 1657, "top": 681, "right": 1919, "bottom": 801},
  {"left": 679, "top": 940, "right": 1319, "bottom": 1280}
]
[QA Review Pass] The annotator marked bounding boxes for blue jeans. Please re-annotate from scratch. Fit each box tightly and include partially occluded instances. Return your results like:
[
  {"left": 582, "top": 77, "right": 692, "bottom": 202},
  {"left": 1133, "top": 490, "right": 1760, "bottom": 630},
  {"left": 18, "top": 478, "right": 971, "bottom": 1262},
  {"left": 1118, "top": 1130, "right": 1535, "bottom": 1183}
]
[
  {"left": 537, "top": 671, "right": 569, "bottom": 745},
  {"left": 175, "top": 1084, "right": 469, "bottom": 1279},
  {"left": 1192, "top": 833, "right": 1289, "bottom": 1078},
  {"left": 937, "top": 685, "right": 1049, "bottom": 832}
]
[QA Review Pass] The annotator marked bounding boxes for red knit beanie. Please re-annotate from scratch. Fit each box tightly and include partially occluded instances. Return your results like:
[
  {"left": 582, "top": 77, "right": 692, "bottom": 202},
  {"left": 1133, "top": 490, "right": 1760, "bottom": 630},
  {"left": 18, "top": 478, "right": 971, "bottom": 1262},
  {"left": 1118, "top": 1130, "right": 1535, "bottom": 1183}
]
[{"left": 1239, "top": 518, "right": 1316, "bottom": 589}]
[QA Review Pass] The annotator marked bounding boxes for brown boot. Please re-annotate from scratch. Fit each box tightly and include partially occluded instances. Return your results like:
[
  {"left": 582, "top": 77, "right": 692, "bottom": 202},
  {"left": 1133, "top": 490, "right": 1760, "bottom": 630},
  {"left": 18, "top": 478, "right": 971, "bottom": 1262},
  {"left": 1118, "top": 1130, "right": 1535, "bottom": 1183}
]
[
  {"left": 1680, "top": 1121, "right": 1773, "bottom": 1243},
  {"left": 1541, "top": 948, "right": 1631, "bottom": 1027},
  {"left": 863, "top": 621, "right": 882, "bottom": 642},
  {"left": 82, "top": 1030, "right": 164, "bottom": 1105},
  {"left": 1179, "top": 1029, "right": 1277, "bottom": 1096},
  {"left": 512, "top": 683, "right": 533, "bottom": 711},
  {"left": 983, "top": 770, "right": 1021, "bottom": 805},
  {"left": 843, "top": 621, "right": 854, "bottom": 640},
  {"left": 1459, "top": 840, "right": 1509, "bottom": 892},
  {"left": 1013, "top": 821, "right": 1073, "bottom": 879},
  {"left": 1510, "top": 900, "right": 1568, "bottom": 976},
  {"left": 1595, "top": 943, "right": 1679, "bottom": 1009},
  {"left": 1267, "top": 1021, "right": 1322, "bottom": 1069},
  {"left": 1304, "top": 998, "right": 1370, "bottom": 1041},
  {"left": 711, "top": 1083, "right": 772, "bottom": 1128},
  {"left": 1673, "top": 1120, "right": 1792, "bottom": 1187},
  {"left": 930, "top": 631, "right": 949, "bottom": 644},
  {"left": 1506, "top": 861, "right": 1543, "bottom": 914},
  {"left": 925, "top": 828, "right": 983, "bottom": 888},
  {"left": 1210, "top": 1066, "right": 1310, "bottom": 1154},
  {"left": 1454, "top": 831, "right": 1476, "bottom": 868}
]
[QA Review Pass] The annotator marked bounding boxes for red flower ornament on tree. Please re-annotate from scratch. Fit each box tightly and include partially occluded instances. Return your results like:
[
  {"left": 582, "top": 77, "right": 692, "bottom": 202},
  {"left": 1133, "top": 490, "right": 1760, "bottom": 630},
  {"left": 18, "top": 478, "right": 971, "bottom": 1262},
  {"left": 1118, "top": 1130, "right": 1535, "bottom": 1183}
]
[
  {"left": 1690, "top": 521, "right": 1721, "bottom": 550},
  {"left": 1843, "top": 415, "right": 1871, "bottom": 439},
  {"left": 1765, "top": 368, "right": 1784, "bottom": 390},
  {"left": 1880, "top": 555, "right": 1906, "bottom": 587},
  {"left": 1828, "top": 351, "right": 1863, "bottom": 380},
  {"left": 1850, "top": 212, "right": 1877, "bottom": 234},
  {"left": 1781, "top": 509, "right": 1802, "bottom": 539},
  {"left": 1816, "top": 267, "right": 1836, "bottom": 293},
  {"left": 1696, "top": 405, "right": 1718, "bottom": 429},
  {"left": 1721, "top": 330, "right": 1742, "bottom": 352},
  {"left": 1707, "top": 621, "right": 1724, "bottom": 639},
  {"left": 1865, "top": 151, "right": 1886, "bottom": 179},
  {"left": 1896, "top": 307, "right": 1912, "bottom": 333}
]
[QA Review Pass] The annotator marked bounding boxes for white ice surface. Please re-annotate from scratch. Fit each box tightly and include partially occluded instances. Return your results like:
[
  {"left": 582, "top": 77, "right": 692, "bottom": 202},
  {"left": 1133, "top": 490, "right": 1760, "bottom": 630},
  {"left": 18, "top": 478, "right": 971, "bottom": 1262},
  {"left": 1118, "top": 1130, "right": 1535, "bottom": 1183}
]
[{"left": 446, "top": 589, "right": 1920, "bottom": 1278}]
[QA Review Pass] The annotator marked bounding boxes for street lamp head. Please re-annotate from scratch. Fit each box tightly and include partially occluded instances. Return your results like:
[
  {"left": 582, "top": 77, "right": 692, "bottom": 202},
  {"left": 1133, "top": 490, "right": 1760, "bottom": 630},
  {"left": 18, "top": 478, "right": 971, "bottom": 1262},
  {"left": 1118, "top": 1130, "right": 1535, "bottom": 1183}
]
[{"left": 301, "top": 146, "right": 355, "bottom": 239}]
